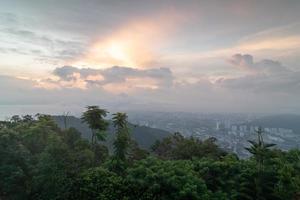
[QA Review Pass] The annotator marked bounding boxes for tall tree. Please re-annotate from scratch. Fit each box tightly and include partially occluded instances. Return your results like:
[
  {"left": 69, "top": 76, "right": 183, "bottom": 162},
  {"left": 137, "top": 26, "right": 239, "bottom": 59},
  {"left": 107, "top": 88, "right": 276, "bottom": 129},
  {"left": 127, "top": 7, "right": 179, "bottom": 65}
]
[
  {"left": 240, "top": 127, "right": 278, "bottom": 200},
  {"left": 81, "top": 106, "right": 109, "bottom": 147},
  {"left": 112, "top": 112, "right": 131, "bottom": 162},
  {"left": 245, "top": 127, "right": 276, "bottom": 172}
]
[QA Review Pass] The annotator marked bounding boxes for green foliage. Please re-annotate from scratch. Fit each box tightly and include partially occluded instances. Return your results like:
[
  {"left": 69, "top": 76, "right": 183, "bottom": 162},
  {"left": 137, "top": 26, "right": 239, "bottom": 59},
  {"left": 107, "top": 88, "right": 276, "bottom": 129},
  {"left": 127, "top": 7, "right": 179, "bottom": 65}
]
[
  {"left": 152, "top": 132, "right": 227, "bottom": 160},
  {"left": 245, "top": 128, "right": 276, "bottom": 171},
  {"left": 124, "top": 157, "right": 212, "bottom": 200},
  {"left": 31, "top": 138, "right": 75, "bottom": 199},
  {"left": 112, "top": 112, "right": 131, "bottom": 162},
  {"left": 193, "top": 155, "right": 242, "bottom": 199},
  {"left": 0, "top": 128, "right": 30, "bottom": 200},
  {"left": 0, "top": 113, "right": 108, "bottom": 199},
  {"left": 70, "top": 167, "right": 123, "bottom": 200},
  {"left": 81, "top": 106, "right": 109, "bottom": 145},
  {"left": 273, "top": 149, "right": 300, "bottom": 199},
  {"left": 1, "top": 110, "right": 300, "bottom": 200},
  {"left": 239, "top": 128, "right": 280, "bottom": 200}
]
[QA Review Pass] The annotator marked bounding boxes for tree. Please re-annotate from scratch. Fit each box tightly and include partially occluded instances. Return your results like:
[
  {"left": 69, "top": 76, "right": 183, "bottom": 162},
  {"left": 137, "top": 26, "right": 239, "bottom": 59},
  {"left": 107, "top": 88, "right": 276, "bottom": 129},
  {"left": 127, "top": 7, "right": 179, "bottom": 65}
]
[
  {"left": 31, "top": 138, "right": 74, "bottom": 200},
  {"left": 124, "top": 157, "right": 214, "bottom": 200},
  {"left": 273, "top": 149, "right": 300, "bottom": 199},
  {"left": 245, "top": 128, "right": 276, "bottom": 172},
  {"left": 22, "top": 115, "right": 34, "bottom": 124},
  {"left": 81, "top": 106, "right": 109, "bottom": 146},
  {"left": 10, "top": 115, "right": 21, "bottom": 123},
  {"left": 194, "top": 155, "right": 242, "bottom": 199},
  {"left": 70, "top": 167, "right": 123, "bottom": 200},
  {"left": 112, "top": 112, "right": 131, "bottom": 161},
  {"left": 3, "top": 108, "right": 300, "bottom": 200},
  {"left": 0, "top": 128, "right": 31, "bottom": 199},
  {"left": 239, "top": 127, "right": 278, "bottom": 200},
  {"left": 152, "top": 133, "right": 227, "bottom": 160},
  {"left": 62, "top": 112, "right": 70, "bottom": 129},
  {"left": 128, "top": 140, "right": 149, "bottom": 161}
]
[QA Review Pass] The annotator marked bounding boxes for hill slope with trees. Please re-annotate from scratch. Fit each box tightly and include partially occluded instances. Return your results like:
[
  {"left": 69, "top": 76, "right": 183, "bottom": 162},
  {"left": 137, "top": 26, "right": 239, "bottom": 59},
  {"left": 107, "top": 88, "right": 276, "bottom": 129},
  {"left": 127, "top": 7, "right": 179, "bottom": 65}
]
[
  {"left": 0, "top": 107, "right": 300, "bottom": 200},
  {"left": 52, "top": 115, "right": 171, "bottom": 150}
]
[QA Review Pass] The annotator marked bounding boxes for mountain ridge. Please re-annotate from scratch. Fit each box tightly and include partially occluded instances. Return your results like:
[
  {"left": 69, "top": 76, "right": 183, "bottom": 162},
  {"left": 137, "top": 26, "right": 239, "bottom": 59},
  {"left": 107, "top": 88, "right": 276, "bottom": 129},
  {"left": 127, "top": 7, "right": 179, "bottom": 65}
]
[{"left": 52, "top": 115, "right": 171, "bottom": 150}]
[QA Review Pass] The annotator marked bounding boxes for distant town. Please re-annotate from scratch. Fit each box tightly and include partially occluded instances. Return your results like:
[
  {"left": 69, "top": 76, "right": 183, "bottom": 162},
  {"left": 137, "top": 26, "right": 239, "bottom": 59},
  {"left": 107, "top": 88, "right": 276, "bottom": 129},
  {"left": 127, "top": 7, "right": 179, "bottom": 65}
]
[{"left": 128, "top": 112, "right": 300, "bottom": 157}]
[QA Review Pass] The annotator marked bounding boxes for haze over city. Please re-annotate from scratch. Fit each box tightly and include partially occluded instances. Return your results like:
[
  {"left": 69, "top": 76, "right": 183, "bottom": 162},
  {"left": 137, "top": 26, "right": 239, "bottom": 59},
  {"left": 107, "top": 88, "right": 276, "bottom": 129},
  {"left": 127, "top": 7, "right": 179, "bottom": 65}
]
[{"left": 1, "top": 0, "right": 300, "bottom": 117}]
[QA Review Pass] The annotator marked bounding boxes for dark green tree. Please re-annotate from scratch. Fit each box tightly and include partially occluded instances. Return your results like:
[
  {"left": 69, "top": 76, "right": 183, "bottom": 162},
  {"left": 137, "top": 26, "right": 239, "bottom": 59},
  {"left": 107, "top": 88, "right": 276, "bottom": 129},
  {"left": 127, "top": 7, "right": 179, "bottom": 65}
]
[
  {"left": 152, "top": 132, "right": 226, "bottom": 160},
  {"left": 0, "top": 128, "right": 31, "bottom": 200},
  {"left": 124, "top": 157, "right": 216, "bottom": 200},
  {"left": 10, "top": 115, "right": 22, "bottom": 123},
  {"left": 245, "top": 128, "right": 276, "bottom": 172},
  {"left": 194, "top": 155, "right": 241, "bottom": 199},
  {"left": 81, "top": 106, "right": 109, "bottom": 146},
  {"left": 22, "top": 115, "right": 34, "bottom": 124},
  {"left": 70, "top": 167, "right": 123, "bottom": 200},
  {"left": 239, "top": 127, "right": 278, "bottom": 200},
  {"left": 112, "top": 112, "right": 131, "bottom": 161}
]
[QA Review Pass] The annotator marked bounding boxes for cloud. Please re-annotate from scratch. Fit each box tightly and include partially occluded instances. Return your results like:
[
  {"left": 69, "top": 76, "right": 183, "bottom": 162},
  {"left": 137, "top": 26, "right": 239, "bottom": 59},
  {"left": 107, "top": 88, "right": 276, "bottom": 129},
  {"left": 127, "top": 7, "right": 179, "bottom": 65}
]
[
  {"left": 0, "top": 12, "right": 18, "bottom": 25},
  {"left": 0, "top": 27, "right": 86, "bottom": 65},
  {"left": 228, "top": 54, "right": 254, "bottom": 70},
  {"left": 228, "top": 53, "right": 290, "bottom": 74},
  {"left": 49, "top": 65, "right": 174, "bottom": 92},
  {"left": 0, "top": 49, "right": 300, "bottom": 115},
  {"left": 47, "top": 61, "right": 300, "bottom": 113},
  {"left": 1, "top": 63, "right": 300, "bottom": 116},
  {"left": 220, "top": 54, "right": 300, "bottom": 94}
]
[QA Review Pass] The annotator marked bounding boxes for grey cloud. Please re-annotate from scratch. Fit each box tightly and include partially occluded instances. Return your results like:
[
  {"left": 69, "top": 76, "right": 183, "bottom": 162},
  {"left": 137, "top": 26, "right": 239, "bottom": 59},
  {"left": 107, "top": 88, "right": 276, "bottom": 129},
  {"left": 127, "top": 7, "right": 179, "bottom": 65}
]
[
  {"left": 228, "top": 54, "right": 254, "bottom": 69},
  {"left": 0, "top": 12, "right": 18, "bottom": 25},
  {"left": 0, "top": 75, "right": 50, "bottom": 105},
  {"left": 101, "top": 66, "right": 173, "bottom": 86},
  {"left": 53, "top": 66, "right": 80, "bottom": 81},
  {"left": 256, "top": 59, "right": 290, "bottom": 74},
  {"left": 218, "top": 72, "right": 300, "bottom": 94},
  {"left": 0, "top": 47, "right": 42, "bottom": 56},
  {"left": 53, "top": 66, "right": 101, "bottom": 81},
  {"left": 220, "top": 54, "right": 300, "bottom": 93},
  {"left": 1, "top": 70, "right": 300, "bottom": 116},
  {"left": 0, "top": 74, "right": 114, "bottom": 105},
  {"left": 53, "top": 65, "right": 174, "bottom": 88},
  {"left": 0, "top": 27, "right": 86, "bottom": 62},
  {"left": 229, "top": 53, "right": 290, "bottom": 74}
]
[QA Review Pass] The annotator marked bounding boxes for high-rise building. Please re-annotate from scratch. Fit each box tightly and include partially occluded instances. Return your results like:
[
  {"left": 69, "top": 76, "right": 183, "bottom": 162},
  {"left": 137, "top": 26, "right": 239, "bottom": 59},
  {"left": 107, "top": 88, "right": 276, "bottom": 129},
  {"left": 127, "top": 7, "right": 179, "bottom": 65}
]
[{"left": 216, "top": 121, "right": 220, "bottom": 130}]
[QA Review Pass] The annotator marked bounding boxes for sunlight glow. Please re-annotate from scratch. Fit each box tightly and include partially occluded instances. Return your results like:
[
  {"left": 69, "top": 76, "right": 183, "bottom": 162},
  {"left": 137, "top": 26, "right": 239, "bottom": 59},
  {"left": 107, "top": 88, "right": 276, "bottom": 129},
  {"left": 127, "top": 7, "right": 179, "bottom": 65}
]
[
  {"left": 106, "top": 42, "right": 127, "bottom": 61},
  {"left": 69, "top": 11, "right": 184, "bottom": 69}
]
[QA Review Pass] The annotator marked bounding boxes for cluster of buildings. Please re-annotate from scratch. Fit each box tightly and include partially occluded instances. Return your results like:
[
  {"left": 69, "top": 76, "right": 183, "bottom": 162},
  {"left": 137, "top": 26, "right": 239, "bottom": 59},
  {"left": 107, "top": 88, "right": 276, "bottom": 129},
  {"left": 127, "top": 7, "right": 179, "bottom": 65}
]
[{"left": 215, "top": 121, "right": 294, "bottom": 138}]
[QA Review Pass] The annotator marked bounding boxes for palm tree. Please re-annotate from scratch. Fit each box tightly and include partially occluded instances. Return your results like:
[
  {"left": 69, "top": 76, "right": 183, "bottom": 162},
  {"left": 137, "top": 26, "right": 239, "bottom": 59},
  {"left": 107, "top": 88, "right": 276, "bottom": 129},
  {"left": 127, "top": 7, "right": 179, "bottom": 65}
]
[
  {"left": 81, "top": 106, "right": 109, "bottom": 146},
  {"left": 112, "top": 112, "right": 130, "bottom": 161},
  {"left": 112, "top": 112, "right": 128, "bottom": 130},
  {"left": 243, "top": 127, "right": 277, "bottom": 200},
  {"left": 245, "top": 127, "right": 276, "bottom": 171}
]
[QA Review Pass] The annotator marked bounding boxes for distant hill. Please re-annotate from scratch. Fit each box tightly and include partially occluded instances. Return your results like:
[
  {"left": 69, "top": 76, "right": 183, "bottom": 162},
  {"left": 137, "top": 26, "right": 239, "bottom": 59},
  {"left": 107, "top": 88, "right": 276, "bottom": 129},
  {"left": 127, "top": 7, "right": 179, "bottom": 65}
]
[
  {"left": 250, "top": 114, "right": 300, "bottom": 134},
  {"left": 52, "top": 116, "right": 171, "bottom": 150}
]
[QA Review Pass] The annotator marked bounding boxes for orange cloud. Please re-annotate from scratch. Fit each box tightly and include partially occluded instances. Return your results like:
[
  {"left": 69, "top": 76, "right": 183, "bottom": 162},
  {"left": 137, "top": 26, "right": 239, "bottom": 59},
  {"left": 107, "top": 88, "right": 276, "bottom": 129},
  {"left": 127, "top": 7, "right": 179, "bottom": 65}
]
[{"left": 70, "top": 9, "right": 187, "bottom": 69}]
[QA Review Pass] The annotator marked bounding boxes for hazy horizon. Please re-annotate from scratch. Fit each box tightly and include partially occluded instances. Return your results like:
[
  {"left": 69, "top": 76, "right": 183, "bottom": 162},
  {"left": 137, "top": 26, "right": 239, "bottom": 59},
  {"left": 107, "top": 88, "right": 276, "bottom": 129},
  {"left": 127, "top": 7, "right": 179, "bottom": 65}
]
[{"left": 1, "top": 0, "right": 300, "bottom": 115}]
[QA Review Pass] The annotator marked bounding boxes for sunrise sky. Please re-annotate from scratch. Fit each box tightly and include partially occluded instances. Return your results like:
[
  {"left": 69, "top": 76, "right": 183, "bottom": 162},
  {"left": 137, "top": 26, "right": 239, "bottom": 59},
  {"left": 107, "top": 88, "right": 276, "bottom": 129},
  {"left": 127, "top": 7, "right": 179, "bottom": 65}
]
[{"left": 1, "top": 0, "right": 300, "bottom": 116}]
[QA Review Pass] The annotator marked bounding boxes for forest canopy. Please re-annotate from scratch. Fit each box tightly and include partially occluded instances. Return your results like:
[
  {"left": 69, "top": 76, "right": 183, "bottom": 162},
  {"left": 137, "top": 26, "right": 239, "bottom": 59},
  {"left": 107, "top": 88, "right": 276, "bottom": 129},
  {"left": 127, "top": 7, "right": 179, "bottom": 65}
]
[{"left": 0, "top": 106, "right": 300, "bottom": 200}]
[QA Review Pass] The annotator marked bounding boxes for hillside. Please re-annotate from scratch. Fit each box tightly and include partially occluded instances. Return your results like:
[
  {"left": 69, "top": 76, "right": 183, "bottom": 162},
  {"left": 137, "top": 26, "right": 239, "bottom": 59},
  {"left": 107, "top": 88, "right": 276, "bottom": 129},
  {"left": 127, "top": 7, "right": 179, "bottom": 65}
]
[{"left": 52, "top": 115, "right": 171, "bottom": 150}]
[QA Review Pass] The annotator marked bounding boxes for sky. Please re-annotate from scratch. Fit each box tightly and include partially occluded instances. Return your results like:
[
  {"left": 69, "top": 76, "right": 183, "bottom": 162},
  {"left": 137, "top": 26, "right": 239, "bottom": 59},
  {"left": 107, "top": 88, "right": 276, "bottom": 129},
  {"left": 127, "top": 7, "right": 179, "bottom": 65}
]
[{"left": 0, "top": 0, "right": 300, "bottom": 117}]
